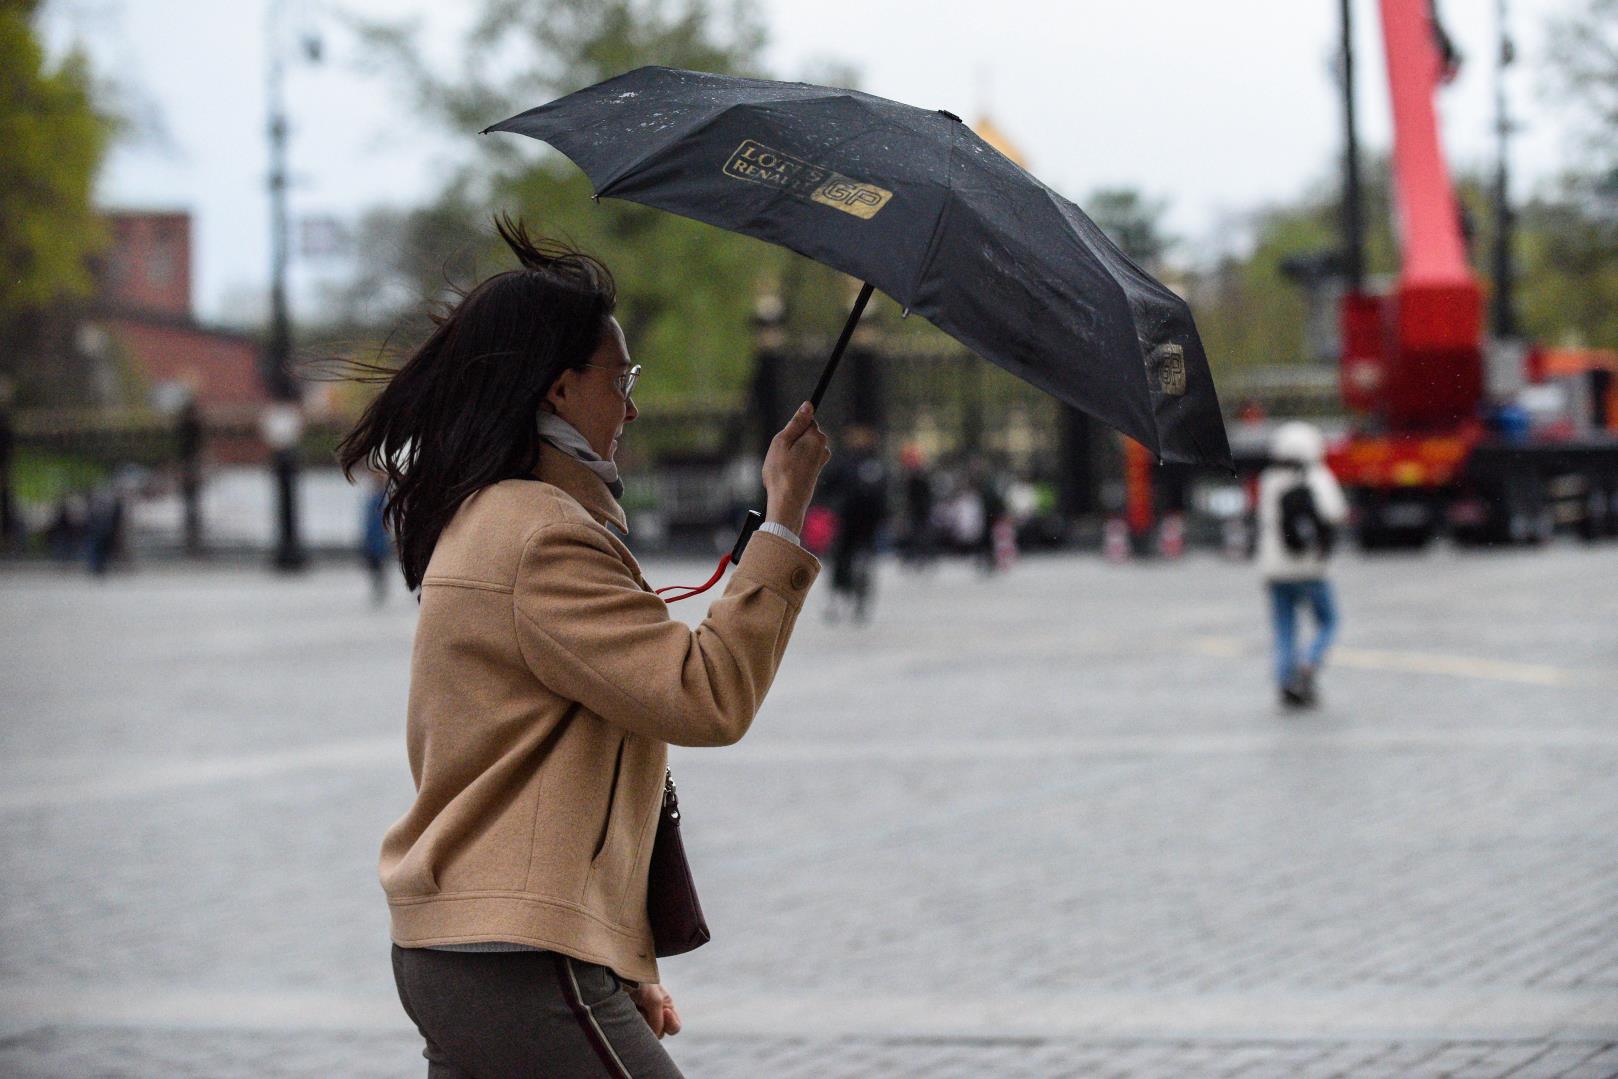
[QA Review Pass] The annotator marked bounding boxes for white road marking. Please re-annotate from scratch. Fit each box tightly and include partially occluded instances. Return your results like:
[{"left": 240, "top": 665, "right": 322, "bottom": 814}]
[
  {"left": 1190, "top": 635, "right": 1591, "bottom": 687},
  {"left": 1333, "top": 645, "right": 1576, "bottom": 686}
]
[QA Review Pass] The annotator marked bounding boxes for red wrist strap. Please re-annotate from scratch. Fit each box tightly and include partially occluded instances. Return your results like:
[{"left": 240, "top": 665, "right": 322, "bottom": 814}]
[
  {"left": 658, "top": 510, "right": 762, "bottom": 604},
  {"left": 656, "top": 554, "right": 731, "bottom": 604}
]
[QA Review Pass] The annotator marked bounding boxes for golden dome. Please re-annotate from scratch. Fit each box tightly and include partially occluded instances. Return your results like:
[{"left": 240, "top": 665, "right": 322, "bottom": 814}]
[{"left": 972, "top": 115, "right": 1029, "bottom": 169}]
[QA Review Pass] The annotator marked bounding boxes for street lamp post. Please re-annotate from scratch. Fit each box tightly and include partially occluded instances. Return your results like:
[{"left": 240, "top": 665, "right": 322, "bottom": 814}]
[
  {"left": 1339, "top": 0, "right": 1365, "bottom": 295},
  {"left": 1491, "top": 0, "right": 1519, "bottom": 339},
  {"left": 263, "top": 0, "right": 307, "bottom": 571},
  {"left": 261, "top": 402, "right": 305, "bottom": 569},
  {"left": 749, "top": 293, "right": 787, "bottom": 463}
]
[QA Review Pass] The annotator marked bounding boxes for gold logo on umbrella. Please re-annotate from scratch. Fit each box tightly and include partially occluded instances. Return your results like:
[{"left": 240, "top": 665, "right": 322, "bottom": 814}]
[
  {"left": 723, "top": 140, "right": 892, "bottom": 220},
  {"left": 1148, "top": 343, "right": 1187, "bottom": 396}
]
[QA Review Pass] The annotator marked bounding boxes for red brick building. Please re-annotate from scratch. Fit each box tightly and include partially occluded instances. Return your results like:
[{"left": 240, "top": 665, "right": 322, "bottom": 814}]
[{"left": 92, "top": 210, "right": 268, "bottom": 417}]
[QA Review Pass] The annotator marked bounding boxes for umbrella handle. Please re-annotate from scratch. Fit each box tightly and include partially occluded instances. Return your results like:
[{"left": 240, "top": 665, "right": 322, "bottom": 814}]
[{"left": 809, "top": 282, "right": 875, "bottom": 410}]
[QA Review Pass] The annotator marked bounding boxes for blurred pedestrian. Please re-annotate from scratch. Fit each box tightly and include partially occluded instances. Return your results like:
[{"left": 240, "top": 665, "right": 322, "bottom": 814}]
[
  {"left": 47, "top": 492, "right": 89, "bottom": 564},
  {"left": 336, "top": 218, "right": 828, "bottom": 1079},
  {"left": 84, "top": 479, "right": 125, "bottom": 577},
  {"left": 1257, "top": 421, "right": 1348, "bottom": 709},
  {"left": 822, "top": 424, "right": 889, "bottom": 624},
  {"left": 898, "top": 443, "right": 937, "bottom": 571},
  {"left": 361, "top": 469, "right": 394, "bottom": 606},
  {"left": 801, "top": 502, "right": 839, "bottom": 557},
  {"left": 0, "top": 377, "right": 15, "bottom": 553},
  {"left": 938, "top": 466, "right": 984, "bottom": 553},
  {"left": 971, "top": 457, "right": 1008, "bottom": 574}
]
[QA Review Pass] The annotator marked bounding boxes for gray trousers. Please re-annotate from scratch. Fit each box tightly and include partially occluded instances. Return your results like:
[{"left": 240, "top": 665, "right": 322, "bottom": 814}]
[{"left": 392, "top": 945, "right": 686, "bottom": 1079}]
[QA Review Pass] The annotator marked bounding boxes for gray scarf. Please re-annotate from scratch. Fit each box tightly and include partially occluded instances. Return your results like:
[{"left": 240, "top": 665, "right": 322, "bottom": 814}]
[{"left": 536, "top": 410, "right": 624, "bottom": 500}]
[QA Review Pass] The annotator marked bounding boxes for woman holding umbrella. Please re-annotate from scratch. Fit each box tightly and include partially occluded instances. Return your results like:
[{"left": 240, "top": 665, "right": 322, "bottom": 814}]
[{"left": 338, "top": 218, "right": 829, "bottom": 1077}]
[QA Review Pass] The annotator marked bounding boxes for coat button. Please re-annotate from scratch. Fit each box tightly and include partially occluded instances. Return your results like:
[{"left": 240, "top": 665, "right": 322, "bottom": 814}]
[{"left": 790, "top": 568, "right": 811, "bottom": 590}]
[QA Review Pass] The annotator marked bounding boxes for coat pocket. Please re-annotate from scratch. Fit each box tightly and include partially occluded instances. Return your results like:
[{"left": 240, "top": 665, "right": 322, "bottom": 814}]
[{"left": 590, "top": 737, "right": 627, "bottom": 864}]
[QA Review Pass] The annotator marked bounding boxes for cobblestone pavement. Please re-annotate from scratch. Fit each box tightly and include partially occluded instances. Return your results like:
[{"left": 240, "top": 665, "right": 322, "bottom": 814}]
[{"left": 2, "top": 542, "right": 1615, "bottom": 1077}]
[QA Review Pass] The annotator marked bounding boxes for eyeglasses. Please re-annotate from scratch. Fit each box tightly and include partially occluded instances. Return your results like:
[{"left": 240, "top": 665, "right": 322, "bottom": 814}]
[{"left": 583, "top": 363, "right": 640, "bottom": 400}]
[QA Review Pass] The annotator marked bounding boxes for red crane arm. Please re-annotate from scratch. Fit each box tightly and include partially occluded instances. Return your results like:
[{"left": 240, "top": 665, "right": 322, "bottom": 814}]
[
  {"left": 1341, "top": 0, "right": 1484, "bottom": 428},
  {"left": 1378, "top": 0, "right": 1475, "bottom": 291}
]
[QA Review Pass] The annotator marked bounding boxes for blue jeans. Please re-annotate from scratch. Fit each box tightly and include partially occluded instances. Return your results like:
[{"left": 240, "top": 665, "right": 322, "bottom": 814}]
[{"left": 1267, "top": 579, "right": 1338, "bottom": 687}]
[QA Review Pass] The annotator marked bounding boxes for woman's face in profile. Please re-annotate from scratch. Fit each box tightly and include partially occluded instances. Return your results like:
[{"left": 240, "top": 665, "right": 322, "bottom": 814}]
[{"left": 544, "top": 316, "right": 639, "bottom": 462}]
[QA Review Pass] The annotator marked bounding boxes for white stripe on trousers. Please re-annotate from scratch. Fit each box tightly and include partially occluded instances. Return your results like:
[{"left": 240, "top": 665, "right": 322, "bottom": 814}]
[{"left": 561, "top": 954, "right": 634, "bottom": 1079}]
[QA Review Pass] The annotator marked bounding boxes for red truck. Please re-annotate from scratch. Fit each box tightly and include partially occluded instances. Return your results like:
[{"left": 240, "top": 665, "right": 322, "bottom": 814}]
[{"left": 1328, "top": 0, "right": 1618, "bottom": 548}]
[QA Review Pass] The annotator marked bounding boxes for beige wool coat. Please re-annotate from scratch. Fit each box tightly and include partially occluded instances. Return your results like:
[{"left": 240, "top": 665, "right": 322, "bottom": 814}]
[{"left": 380, "top": 443, "right": 820, "bottom": 983}]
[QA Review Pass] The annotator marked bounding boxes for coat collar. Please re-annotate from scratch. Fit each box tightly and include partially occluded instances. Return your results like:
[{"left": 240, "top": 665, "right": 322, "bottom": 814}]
[{"left": 531, "top": 442, "right": 629, "bottom": 536}]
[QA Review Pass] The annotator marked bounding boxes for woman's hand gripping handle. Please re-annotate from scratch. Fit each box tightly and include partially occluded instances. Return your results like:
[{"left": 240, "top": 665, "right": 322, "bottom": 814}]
[{"left": 761, "top": 402, "right": 832, "bottom": 536}]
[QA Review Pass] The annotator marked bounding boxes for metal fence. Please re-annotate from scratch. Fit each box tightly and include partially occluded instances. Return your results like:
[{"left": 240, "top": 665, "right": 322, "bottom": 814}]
[
  {"left": 751, "top": 334, "right": 1064, "bottom": 474},
  {"left": 4, "top": 336, "right": 1311, "bottom": 560}
]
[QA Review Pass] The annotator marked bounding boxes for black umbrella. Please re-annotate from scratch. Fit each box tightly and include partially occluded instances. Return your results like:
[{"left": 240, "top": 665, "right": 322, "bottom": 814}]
[{"left": 485, "top": 66, "right": 1231, "bottom": 468}]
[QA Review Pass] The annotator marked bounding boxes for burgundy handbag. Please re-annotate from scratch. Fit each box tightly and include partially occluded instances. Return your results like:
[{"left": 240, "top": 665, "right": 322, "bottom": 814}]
[{"left": 646, "top": 769, "right": 710, "bottom": 957}]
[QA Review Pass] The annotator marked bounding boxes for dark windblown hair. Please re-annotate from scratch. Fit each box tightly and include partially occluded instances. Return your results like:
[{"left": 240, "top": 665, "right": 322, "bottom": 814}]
[{"left": 334, "top": 216, "right": 617, "bottom": 591}]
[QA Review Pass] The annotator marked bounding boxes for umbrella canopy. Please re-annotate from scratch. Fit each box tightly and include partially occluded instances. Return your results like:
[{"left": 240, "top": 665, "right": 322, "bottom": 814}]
[{"left": 485, "top": 66, "right": 1231, "bottom": 468}]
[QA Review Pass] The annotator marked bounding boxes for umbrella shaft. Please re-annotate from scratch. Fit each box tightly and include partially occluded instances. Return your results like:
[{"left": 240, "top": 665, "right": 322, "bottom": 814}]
[{"left": 810, "top": 282, "right": 875, "bottom": 411}]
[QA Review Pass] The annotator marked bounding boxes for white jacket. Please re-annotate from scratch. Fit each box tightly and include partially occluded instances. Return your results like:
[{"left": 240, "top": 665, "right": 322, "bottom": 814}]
[{"left": 1256, "top": 423, "right": 1349, "bottom": 582}]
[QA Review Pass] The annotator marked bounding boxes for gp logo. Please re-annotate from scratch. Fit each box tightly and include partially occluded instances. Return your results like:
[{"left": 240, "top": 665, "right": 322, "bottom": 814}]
[
  {"left": 723, "top": 140, "right": 893, "bottom": 220},
  {"left": 1147, "top": 343, "right": 1188, "bottom": 396}
]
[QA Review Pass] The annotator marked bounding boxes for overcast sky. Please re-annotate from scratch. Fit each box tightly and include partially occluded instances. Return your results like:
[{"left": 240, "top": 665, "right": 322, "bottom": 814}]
[{"left": 42, "top": 0, "right": 1589, "bottom": 326}]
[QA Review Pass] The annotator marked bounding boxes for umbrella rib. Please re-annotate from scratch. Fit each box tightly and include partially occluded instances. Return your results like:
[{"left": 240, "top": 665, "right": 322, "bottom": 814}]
[
  {"left": 1034, "top": 182, "right": 1164, "bottom": 459},
  {"left": 591, "top": 103, "right": 745, "bottom": 198},
  {"left": 902, "top": 116, "right": 962, "bottom": 314}
]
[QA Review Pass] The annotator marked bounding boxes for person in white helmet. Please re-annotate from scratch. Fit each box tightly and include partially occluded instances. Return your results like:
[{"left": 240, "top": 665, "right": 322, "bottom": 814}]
[{"left": 1256, "top": 421, "right": 1348, "bottom": 708}]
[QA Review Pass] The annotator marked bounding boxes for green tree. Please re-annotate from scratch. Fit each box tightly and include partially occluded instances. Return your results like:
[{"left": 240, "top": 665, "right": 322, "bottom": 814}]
[
  {"left": 315, "top": 192, "right": 488, "bottom": 348},
  {"left": 0, "top": 0, "right": 112, "bottom": 404},
  {"left": 1085, "top": 187, "right": 1171, "bottom": 269},
  {"left": 1189, "top": 157, "right": 1402, "bottom": 374},
  {"left": 1535, "top": 0, "right": 1618, "bottom": 347},
  {"left": 358, "top": 0, "right": 767, "bottom": 139},
  {"left": 1547, "top": 0, "right": 1618, "bottom": 172},
  {"left": 1186, "top": 139, "right": 1618, "bottom": 376},
  {"left": 1512, "top": 179, "right": 1618, "bottom": 348},
  {"left": 1192, "top": 210, "right": 1333, "bottom": 373}
]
